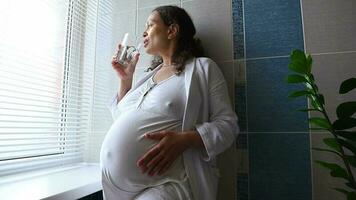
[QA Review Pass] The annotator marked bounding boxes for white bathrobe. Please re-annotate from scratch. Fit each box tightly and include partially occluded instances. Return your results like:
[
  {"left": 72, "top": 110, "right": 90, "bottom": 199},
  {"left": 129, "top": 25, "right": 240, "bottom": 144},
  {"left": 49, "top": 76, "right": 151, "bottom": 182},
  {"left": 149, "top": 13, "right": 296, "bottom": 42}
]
[{"left": 107, "top": 56, "right": 240, "bottom": 200}]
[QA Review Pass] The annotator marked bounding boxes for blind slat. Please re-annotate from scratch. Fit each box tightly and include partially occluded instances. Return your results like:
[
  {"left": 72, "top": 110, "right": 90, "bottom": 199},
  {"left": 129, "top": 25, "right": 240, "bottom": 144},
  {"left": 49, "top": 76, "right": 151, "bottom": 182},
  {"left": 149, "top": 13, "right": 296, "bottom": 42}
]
[{"left": 0, "top": 0, "right": 100, "bottom": 176}]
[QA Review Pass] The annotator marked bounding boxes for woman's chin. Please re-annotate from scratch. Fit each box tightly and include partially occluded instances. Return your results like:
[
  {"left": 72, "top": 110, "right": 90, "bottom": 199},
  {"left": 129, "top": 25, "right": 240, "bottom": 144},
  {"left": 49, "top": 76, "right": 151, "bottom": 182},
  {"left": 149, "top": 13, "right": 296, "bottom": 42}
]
[
  {"left": 144, "top": 47, "right": 158, "bottom": 55},
  {"left": 144, "top": 48, "right": 153, "bottom": 55}
]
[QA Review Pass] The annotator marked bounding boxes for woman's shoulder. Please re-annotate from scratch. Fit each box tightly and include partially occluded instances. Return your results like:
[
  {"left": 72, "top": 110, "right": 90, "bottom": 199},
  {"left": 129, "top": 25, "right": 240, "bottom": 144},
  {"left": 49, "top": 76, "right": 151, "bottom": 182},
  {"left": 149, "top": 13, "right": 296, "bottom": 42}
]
[
  {"left": 194, "top": 56, "right": 225, "bottom": 81},
  {"left": 194, "top": 57, "right": 221, "bottom": 73},
  {"left": 195, "top": 56, "right": 217, "bottom": 66}
]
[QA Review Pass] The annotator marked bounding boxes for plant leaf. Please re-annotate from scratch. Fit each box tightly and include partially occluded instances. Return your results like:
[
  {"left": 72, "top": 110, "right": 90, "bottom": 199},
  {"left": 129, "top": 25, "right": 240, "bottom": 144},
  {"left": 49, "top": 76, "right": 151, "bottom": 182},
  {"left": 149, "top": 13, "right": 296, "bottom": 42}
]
[
  {"left": 335, "top": 131, "right": 356, "bottom": 141},
  {"left": 337, "top": 138, "right": 356, "bottom": 155},
  {"left": 340, "top": 78, "right": 356, "bottom": 94},
  {"left": 348, "top": 192, "right": 356, "bottom": 200},
  {"left": 346, "top": 182, "right": 356, "bottom": 190},
  {"left": 286, "top": 74, "right": 308, "bottom": 84},
  {"left": 337, "top": 102, "right": 356, "bottom": 119},
  {"left": 344, "top": 155, "right": 356, "bottom": 168},
  {"left": 323, "top": 138, "right": 342, "bottom": 152},
  {"left": 288, "top": 90, "right": 312, "bottom": 98},
  {"left": 306, "top": 54, "right": 313, "bottom": 74},
  {"left": 333, "top": 188, "right": 349, "bottom": 195},
  {"left": 288, "top": 62, "right": 307, "bottom": 74},
  {"left": 315, "top": 160, "right": 349, "bottom": 180},
  {"left": 317, "top": 94, "right": 325, "bottom": 106},
  {"left": 289, "top": 50, "right": 308, "bottom": 74},
  {"left": 333, "top": 117, "right": 356, "bottom": 130},
  {"left": 310, "top": 99, "right": 322, "bottom": 110},
  {"left": 291, "top": 49, "right": 307, "bottom": 62},
  {"left": 309, "top": 117, "right": 331, "bottom": 129},
  {"left": 309, "top": 74, "right": 315, "bottom": 82}
]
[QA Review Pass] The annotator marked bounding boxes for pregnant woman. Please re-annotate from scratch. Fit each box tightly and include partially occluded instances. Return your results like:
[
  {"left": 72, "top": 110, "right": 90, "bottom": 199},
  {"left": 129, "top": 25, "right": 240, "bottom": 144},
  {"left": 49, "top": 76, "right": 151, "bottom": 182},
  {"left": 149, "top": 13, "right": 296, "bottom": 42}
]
[{"left": 100, "top": 5, "right": 239, "bottom": 200}]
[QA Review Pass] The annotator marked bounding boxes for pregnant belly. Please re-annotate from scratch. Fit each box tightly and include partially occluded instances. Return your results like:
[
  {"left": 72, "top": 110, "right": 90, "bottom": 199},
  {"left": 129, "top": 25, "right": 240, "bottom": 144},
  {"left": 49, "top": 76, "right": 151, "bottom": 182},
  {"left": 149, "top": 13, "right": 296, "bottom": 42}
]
[{"left": 100, "top": 109, "right": 186, "bottom": 192}]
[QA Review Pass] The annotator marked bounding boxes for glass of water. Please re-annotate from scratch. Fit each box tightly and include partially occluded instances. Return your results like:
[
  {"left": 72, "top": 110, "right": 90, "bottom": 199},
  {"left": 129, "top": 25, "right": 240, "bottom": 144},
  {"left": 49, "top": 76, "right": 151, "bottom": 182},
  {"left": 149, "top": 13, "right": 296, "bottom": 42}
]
[{"left": 115, "top": 33, "right": 142, "bottom": 67}]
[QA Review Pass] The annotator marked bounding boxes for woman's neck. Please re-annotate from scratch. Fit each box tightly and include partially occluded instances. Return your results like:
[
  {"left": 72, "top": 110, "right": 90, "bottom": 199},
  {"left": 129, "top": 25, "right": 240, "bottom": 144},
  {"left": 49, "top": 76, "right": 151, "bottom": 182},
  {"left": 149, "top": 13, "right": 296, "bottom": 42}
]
[{"left": 160, "top": 40, "right": 177, "bottom": 67}]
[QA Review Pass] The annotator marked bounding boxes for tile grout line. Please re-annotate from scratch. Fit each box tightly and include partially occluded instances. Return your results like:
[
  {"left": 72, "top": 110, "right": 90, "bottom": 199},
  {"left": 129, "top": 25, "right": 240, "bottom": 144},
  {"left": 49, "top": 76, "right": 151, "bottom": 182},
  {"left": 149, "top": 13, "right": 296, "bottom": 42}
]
[
  {"left": 311, "top": 50, "right": 356, "bottom": 56},
  {"left": 229, "top": 51, "right": 356, "bottom": 64},
  {"left": 300, "top": 0, "right": 307, "bottom": 53},
  {"left": 240, "top": 0, "right": 251, "bottom": 199},
  {"left": 236, "top": 50, "right": 356, "bottom": 62}
]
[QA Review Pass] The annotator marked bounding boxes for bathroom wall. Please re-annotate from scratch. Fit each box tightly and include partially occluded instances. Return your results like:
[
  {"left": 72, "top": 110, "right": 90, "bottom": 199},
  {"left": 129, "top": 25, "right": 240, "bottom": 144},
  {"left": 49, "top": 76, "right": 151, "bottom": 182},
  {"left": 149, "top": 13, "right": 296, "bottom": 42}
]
[
  {"left": 302, "top": 0, "right": 356, "bottom": 200},
  {"left": 233, "top": 0, "right": 312, "bottom": 199},
  {"left": 233, "top": 0, "right": 356, "bottom": 200},
  {"left": 107, "top": 0, "right": 356, "bottom": 200}
]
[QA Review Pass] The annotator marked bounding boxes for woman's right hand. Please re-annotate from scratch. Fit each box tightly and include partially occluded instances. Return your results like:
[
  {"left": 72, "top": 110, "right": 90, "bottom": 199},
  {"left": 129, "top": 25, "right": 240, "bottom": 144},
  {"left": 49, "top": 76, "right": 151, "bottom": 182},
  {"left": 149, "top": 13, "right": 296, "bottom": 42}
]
[{"left": 111, "top": 43, "right": 140, "bottom": 81}]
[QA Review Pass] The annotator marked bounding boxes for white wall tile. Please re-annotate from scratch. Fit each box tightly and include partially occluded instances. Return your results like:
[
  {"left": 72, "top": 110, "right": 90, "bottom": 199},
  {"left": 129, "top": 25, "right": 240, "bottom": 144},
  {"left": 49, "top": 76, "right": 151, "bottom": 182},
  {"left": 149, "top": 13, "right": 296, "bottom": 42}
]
[
  {"left": 302, "top": 0, "right": 356, "bottom": 53},
  {"left": 311, "top": 132, "right": 348, "bottom": 200},
  {"left": 182, "top": 0, "right": 233, "bottom": 62},
  {"left": 309, "top": 52, "right": 356, "bottom": 200},
  {"left": 217, "top": 143, "right": 237, "bottom": 200},
  {"left": 309, "top": 52, "right": 356, "bottom": 122}
]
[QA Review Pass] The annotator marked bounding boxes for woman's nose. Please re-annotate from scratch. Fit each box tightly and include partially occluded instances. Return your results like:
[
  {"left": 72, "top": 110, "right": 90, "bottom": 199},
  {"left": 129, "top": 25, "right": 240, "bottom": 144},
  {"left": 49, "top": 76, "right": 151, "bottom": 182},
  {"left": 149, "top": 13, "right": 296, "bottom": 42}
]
[{"left": 142, "top": 31, "right": 147, "bottom": 38}]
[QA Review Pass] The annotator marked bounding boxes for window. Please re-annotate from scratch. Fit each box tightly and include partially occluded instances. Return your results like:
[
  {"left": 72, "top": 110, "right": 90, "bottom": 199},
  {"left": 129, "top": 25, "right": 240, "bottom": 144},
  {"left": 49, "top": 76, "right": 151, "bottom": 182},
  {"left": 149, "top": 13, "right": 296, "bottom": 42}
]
[{"left": 0, "top": 0, "right": 114, "bottom": 177}]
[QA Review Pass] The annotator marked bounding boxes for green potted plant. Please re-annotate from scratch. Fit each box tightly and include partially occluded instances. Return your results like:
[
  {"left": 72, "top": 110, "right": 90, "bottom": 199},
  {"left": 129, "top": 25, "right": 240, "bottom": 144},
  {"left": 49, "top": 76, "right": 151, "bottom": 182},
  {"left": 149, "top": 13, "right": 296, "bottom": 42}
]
[{"left": 286, "top": 49, "right": 356, "bottom": 200}]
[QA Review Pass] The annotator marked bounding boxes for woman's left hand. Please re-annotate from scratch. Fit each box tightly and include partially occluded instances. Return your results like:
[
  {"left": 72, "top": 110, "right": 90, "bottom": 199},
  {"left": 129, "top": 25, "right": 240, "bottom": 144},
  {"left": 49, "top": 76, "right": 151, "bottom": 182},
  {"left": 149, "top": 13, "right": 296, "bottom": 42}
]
[{"left": 136, "top": 130, "right": 190, "bottom": 176}]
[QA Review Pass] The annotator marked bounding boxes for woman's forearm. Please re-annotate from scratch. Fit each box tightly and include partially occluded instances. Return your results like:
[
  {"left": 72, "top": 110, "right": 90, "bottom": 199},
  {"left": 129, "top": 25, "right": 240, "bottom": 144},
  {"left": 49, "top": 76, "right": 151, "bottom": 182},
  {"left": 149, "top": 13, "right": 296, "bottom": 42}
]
[
  {"left": 182, "top": 130, "right": 204, "bottom": 149},
  {"left": 117, "top": 79, "right": 132, "bottom": 104}
]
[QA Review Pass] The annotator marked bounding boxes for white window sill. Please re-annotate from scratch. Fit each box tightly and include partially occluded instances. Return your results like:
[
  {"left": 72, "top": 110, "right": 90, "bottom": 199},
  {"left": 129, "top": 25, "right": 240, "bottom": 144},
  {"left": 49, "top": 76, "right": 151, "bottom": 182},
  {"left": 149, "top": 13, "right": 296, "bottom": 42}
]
[{"left": 0, "top": 162, "right": 102, "bottom": 200}]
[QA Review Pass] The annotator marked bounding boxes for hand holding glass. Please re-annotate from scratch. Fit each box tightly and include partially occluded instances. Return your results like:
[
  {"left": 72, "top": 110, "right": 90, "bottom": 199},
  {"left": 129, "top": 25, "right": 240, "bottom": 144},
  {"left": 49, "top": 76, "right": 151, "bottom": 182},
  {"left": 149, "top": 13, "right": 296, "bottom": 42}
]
[{"left": 115, "top": 33, "right": 142, "bottom": 67}]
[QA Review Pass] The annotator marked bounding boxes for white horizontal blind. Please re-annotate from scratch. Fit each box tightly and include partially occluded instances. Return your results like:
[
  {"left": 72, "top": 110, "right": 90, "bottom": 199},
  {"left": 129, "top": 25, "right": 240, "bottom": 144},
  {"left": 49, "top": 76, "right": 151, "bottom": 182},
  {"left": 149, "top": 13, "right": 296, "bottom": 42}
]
[
  {"left": 0, "top": 0, "right": 99, "bottom": 176},
  {"left": 86, "top": 0, "right": 116, "bottom": 162}
]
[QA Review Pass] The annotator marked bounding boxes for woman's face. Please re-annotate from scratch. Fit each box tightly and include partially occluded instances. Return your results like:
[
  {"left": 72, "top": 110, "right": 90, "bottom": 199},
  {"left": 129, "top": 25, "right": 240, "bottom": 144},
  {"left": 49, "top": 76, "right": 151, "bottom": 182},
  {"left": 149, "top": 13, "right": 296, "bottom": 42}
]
[{"left": 142, "top": 11, "right": 171, "bottom": 55}]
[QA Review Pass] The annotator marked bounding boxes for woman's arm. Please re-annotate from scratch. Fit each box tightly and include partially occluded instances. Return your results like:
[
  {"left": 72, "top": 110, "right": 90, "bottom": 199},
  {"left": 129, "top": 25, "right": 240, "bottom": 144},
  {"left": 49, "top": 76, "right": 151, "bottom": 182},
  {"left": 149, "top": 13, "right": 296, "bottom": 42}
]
[
  {"left": 182, "top": 130, "right": 204, "bottom": 148},
  {"left": 193, "top": 58, "right": 240, "bottom": 162},
  {"left": 117, "top": 79, "right": 132, "bottom": 104},
  {"left": 107, "top": 79, "right": 132, "bottom": 120}
]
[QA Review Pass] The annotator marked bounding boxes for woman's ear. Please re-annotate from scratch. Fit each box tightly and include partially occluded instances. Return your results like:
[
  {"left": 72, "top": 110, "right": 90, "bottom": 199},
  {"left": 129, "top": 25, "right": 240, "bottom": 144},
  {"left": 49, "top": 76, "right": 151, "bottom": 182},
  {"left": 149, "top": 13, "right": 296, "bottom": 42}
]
[{"left": 167, "top": 23, "right": 179, "bottom": 40}]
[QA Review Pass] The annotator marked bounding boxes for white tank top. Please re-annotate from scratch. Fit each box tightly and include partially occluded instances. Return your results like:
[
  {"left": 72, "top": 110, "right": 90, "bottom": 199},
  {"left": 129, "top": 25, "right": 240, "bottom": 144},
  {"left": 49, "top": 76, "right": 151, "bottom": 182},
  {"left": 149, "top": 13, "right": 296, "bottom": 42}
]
[{"left": 100, "top": 68, "right": 187, "bottom": 193}]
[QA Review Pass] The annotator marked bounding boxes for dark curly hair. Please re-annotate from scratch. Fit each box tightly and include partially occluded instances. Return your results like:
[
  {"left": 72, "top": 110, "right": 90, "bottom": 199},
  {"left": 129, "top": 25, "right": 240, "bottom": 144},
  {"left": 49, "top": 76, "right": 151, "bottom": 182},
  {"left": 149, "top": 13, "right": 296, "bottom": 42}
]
[{"left": 144, "top": 5, "right": 205, "bottom": 75}]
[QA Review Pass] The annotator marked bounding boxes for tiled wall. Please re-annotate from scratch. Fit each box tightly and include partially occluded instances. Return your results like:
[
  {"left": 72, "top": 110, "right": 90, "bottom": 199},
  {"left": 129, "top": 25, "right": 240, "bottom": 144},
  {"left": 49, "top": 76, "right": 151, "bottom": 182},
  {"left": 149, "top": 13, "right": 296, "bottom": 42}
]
[
  {"left": 109, "top": 0, "right": 355, "bottom": 200},
  {"left": 233, "top": 0, "right": 356, "bottom": 200},
  {"left": 232, "top": 0, "right": 312, "bottom": 199},
  {"left": 301, "top": 0, "right": 356, "bottom": 200}
]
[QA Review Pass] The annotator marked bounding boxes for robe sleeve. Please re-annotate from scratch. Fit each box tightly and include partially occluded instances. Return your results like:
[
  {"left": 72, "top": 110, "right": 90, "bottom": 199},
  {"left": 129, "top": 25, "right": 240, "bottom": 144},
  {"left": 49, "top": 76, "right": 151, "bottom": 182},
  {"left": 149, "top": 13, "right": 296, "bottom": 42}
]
[
  {"left": 194, "top": 58, "right": 240, "bottom": 162},
  {"left": 107, "top": 93, "right": 120, "bottom": 121}
]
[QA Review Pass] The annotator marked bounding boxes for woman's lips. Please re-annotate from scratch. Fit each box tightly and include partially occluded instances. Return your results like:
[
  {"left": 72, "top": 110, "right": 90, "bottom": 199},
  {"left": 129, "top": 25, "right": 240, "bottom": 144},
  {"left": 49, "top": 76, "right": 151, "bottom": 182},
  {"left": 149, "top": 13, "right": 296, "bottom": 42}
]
[{"left": 144, "top": 39, "right": 149, "bottom": 47}]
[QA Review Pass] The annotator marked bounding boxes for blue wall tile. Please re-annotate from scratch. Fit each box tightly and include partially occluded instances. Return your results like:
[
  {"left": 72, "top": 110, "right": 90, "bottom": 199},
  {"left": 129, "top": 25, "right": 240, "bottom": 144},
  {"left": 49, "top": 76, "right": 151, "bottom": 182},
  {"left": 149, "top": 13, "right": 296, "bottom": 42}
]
[
  {"left": 249, "top": 132, "right": 311, "bottom": 200},
  {"left": 237, "top": 173, "right": 249, "bottom": 200},
  {"left": 232, "top": 0, "right": 245, "bottom": 59},
  {"left": 235, "top": 84, "right": 247, "bottom": 132},
  {"left": 246, "top": 57, "right": 309, "bottom": 132},
  {"left": 244, "top": 0, "right": 304, "bottom": 58},
  {"left": 233, "top": 1, "right": 310, "bottom": 199}
]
